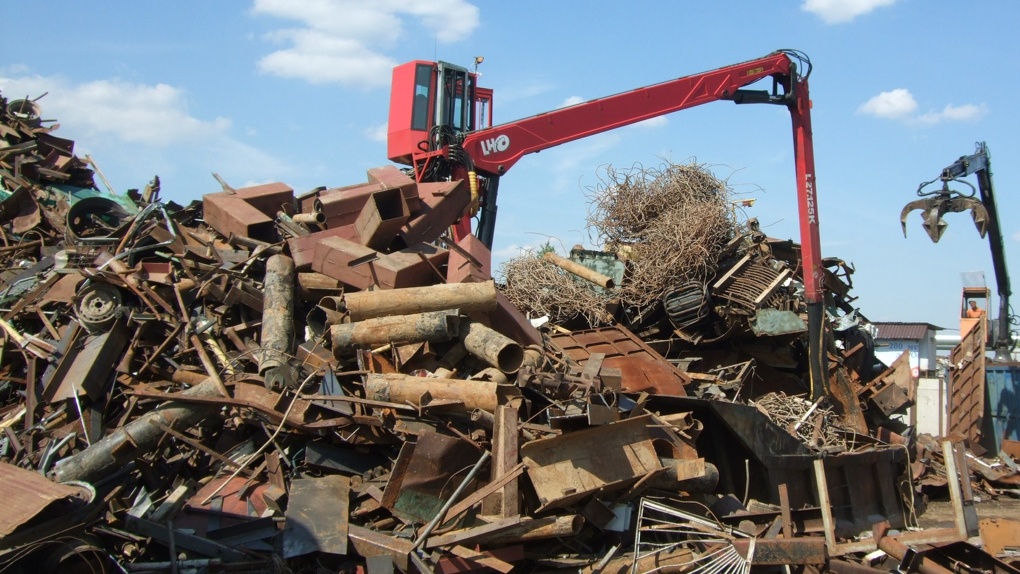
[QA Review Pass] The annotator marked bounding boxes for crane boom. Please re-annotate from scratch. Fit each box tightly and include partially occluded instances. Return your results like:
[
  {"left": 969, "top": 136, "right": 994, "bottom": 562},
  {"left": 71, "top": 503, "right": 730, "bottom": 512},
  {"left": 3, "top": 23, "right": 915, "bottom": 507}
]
[
  {"left": 388, "top": 49, "right": 829, "bottom": 399},
  {"left": 907, "top": 142, "right": 1013, "bottom": 359}
]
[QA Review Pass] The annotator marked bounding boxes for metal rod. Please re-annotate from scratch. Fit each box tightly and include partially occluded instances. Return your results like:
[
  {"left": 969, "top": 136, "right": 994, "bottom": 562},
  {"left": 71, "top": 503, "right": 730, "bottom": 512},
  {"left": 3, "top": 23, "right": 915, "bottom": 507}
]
[{"left": 413, "top": 449, "right": 491, "bottom": 550}]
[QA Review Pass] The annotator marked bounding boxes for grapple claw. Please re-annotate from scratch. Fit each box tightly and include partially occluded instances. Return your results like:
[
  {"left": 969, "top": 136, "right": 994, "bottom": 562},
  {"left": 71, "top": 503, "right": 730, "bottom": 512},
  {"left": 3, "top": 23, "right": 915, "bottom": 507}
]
[{"left": 900, "top": 194, "right": 989, "bottom": 243}]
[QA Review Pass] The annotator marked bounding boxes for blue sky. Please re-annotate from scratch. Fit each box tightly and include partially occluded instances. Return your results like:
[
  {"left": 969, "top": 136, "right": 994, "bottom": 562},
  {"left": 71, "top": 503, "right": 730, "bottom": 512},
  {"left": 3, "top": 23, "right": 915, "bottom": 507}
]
[{"left": 2, "top": 0, "right": 1018, "bottom": 333}]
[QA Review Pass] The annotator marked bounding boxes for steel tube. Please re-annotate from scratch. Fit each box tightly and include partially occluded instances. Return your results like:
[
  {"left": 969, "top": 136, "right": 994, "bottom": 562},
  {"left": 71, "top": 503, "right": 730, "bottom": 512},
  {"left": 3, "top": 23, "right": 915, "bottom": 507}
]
[
  {"left": 51, "top": 377, "right": 224, "bottom": 483},
  {"left": 462, "top": 320, "right": 524, "bottom": 374},
  {"left": 292, "top": 212, "right": 326, "bottom": 225},
  {"left": 323, "top": 280, "right": 497, "bottom": 322},
  {"left": 877, "top": 536, "right": 954, "bottom": 574},
  {"left": 259, "top": 254, "right": 295, "bottom": 373},
  {"left": 330, "top": 311, "right": 459, "bottom": 355},
  {"left": 542, "top": 252, "right": 614, "bottom": 289},
  {"left": 472, "top": 515, "right": 585, "bottom": 545},
  {"left": 364, "top": 373, "right": 514, "bottom": 413}
]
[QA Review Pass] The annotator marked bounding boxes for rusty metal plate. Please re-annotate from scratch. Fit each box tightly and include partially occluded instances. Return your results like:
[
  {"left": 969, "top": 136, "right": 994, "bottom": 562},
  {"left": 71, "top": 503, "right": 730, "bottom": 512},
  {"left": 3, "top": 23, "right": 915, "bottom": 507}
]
[
  {"left": 949, "top": 320, "right": 986, "bottom": 446},
  {"left": 521, "top": 414, "right": 662, "bottom": 512},
  {"left": 284, "top": 475, "right": 350, "bottom": 558},
  {"left": 550, "top": 325, "right": 689, "bottom": 395},
  {"left": 0, "top": 461, "right": 94, "bottom": 538}
]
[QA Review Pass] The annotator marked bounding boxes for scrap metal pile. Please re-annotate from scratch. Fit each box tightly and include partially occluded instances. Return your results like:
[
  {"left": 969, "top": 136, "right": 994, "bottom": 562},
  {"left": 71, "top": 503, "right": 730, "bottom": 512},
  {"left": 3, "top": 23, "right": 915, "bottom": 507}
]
[{"left": 1, "top": 93, "right": 1019, "bottom": 574}]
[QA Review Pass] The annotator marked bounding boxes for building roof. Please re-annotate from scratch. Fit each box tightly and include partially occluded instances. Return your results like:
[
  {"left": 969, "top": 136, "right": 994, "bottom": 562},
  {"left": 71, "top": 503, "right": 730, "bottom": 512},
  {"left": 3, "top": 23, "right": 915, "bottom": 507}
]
[{"left": 872, "top": 322, "right": 944, "bottom": 341}]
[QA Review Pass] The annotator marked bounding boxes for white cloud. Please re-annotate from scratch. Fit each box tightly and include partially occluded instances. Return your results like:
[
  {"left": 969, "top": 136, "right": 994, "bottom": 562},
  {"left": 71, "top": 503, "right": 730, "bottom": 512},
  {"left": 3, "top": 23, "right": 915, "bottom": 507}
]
[
  {"left": 252, "top": 0, "right": 480, "bottom": 87},
  {"left": 801, "top": 0, "right": 898, "bottom": 24},
  {"left": 364, "top": 122, "right": 388, "bottom": 142},
  {"left": 0, "top": 74, "right": 230, "bottom": 146},
  {"left": 858, "top": 88, "right": 917, "bottom": 119},
  {"left": 0, "top": 70, "right": 291, "bottom": 201},
  {"left": 858, "top": 88, "right": 988, "bottom": 125},
  {"left": 561, "top": 96, "right": 585, "bottom": 107},
  {"left": 917, "top": 103, "right": 988, "bottom": 125}
]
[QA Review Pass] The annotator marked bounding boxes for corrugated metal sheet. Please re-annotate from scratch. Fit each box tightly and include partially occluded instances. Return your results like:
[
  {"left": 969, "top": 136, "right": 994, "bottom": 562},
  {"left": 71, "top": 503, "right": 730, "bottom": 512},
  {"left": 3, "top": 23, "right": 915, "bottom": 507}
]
[
  {"left": 983, "top": 364, "right": 1020, "bottom": 453},
  {"left": 0, "top": 461, "right": 91, "bottom": 537},
  {"left": 873, "top": 322, "right": 942, "bottom": 341}
]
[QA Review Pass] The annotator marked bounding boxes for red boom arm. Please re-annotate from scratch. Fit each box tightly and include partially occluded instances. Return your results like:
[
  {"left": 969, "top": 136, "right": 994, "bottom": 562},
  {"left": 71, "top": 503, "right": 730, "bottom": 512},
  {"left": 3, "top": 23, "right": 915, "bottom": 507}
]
[
  {"left": 460, "top": 51, "right": 822, "bottom": 307},
  {"left": 418, "top": 50, "right": 827, "bottom": 398}
]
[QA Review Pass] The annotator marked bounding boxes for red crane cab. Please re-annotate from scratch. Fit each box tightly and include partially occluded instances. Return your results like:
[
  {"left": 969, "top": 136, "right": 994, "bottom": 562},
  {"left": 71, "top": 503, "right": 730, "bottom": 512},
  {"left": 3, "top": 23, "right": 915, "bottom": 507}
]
[{"left": 387, "top": 60, "right": 493, "bottom": 167}]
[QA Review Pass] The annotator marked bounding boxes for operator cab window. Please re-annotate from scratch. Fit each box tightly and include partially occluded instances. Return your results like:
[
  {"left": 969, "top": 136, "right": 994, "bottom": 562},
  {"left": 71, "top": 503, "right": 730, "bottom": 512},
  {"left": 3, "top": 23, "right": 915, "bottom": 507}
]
[{"left": 411, "top": 64, "right": 433, "bottom": 132}]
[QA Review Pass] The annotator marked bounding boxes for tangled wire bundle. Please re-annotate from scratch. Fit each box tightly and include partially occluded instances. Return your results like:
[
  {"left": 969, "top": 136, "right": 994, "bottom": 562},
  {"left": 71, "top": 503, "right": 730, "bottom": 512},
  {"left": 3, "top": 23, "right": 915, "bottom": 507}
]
[
  {"left": 752, "top": 392, "right": 852, "bottom": 451},
  {"left": 586, "top": 162, "right": 735, "bottom": 309},
  {"left": 499, "top": 252, "right": 615, "bottom": 326}
]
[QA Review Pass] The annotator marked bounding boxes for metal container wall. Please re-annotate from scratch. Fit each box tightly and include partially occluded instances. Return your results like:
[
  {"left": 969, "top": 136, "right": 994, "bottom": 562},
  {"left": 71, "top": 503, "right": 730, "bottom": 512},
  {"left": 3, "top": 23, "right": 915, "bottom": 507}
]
[{"left": 983, "top": 364, "right": 1020, "bottom": 453}]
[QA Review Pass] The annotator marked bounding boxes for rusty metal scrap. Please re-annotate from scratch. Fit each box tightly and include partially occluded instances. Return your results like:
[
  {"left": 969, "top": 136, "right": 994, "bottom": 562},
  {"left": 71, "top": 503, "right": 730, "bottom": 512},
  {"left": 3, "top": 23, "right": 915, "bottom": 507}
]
[{"left": 1, "top": 88, "right": 1019, "bottom": 574}]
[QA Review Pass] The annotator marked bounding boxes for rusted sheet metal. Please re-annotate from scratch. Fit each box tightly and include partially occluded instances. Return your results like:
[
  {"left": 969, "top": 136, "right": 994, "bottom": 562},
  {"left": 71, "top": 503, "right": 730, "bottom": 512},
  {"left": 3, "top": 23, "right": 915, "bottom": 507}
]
[
  {"left": 284, "top": 475, "right": 350, "bottom": 558},
  {"left": 521, "top": 414, "right": 663, "bottom": 512},
  {"left": 446, "top": 233, "right": 492, "bottom": 284},
  {"left": 550, "top": 325, "right": 690, "bottom": 395},
  {"left": 858, "top": 350, "right": 913, "bottom": 416},
  {"left": 348, "top": 525, "right": 412, "bottom": 572},
  {"left": 979, "top": 517, "right": 1020, "bottom": 557},
  {"left": 949, "top": 319, "right": 986, "bottom": 445},
  {"left": 382, "top": 431, "right": 479, "bottom": 523},
  {"left": 41, "top": 318, "right": 129, "bottom": 401},
  {"left": 0, "top": 461, "right": 93, "bottom": 539}
]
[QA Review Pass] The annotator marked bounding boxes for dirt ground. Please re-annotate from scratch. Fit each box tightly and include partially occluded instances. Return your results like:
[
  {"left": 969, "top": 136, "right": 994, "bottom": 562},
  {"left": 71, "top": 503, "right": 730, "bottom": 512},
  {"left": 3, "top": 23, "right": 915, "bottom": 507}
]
[{"left": 916, "top": 495, "right": 1020, "bottom": 529}]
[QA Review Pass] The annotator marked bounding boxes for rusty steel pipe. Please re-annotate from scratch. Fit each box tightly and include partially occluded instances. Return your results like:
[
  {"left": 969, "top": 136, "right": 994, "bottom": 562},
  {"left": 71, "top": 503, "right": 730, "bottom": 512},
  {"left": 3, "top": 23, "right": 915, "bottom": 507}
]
[
  {"left": 877, "top": 536, "right": 954, "bottom": 574},
  {"left": 330, "top": 311, "right": 459, "bottom": 355},
  {"left": 322, "top": 280, "right": 497, "bottom": 322},
  {"left": 51, "top": 377, "right": 225, "bottom": 484},
  {"left": 462, "top": 320, "right": 524, "bottom": 374},
  {"left": 292, "top": 212, "right": 326, "bottom": 225},
  {"left": 364, "top": 373, "right": 517, "bottom": 413},
  {"left": 542, "top": 252, "right": 614, "bottom": 289},
  {"left": 473, "top": 515, "right": 585, "bottom": 545},
  {"left": 647, "top": 459, "right": 720, "bottom": 493},
  {"left": 259, "top": 254, "right": 295, "bottom": 374}
]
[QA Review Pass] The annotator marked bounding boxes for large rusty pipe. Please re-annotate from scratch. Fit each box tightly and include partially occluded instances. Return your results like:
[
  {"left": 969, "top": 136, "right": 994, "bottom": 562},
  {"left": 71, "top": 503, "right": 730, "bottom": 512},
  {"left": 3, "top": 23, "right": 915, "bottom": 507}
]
[
  {"left": 330, "top": 311, "right": 459, "bottom": 355},
  {"left": 364, "top": 373, "right": 516, "bottom": 413},
  {"left": 542, "top": 252, "right": 614, "bottom": 289},
  {"left": 259, "top": 254, "right": 295, "bottom": 374},
  {"left": 322, "top": 280, "right": 497, "bottom": 322},
  {"left": 473, "top": 515, "right": 585, "bottom": 545},
  {"left": 292, "top": 212, "right": 326, "bottom": 225},
  {"left": 877, "top": 536, "right": 954, "bottom": 574},
  {"left": 647, "top": 459, "right": 720, "bottom": 493},
  {"left": 462, "top": 321, "right": 524, "bottom": 374},
  {"left": 51, "top": 377, "right": 224, "bottom": 484}
]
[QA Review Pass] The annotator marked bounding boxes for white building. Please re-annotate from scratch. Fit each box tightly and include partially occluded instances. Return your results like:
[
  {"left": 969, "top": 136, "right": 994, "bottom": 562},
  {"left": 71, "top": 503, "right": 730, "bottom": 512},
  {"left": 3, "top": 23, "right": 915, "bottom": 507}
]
[{"left": 872, "top": 322, "right": 942, "bottom": 378}]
